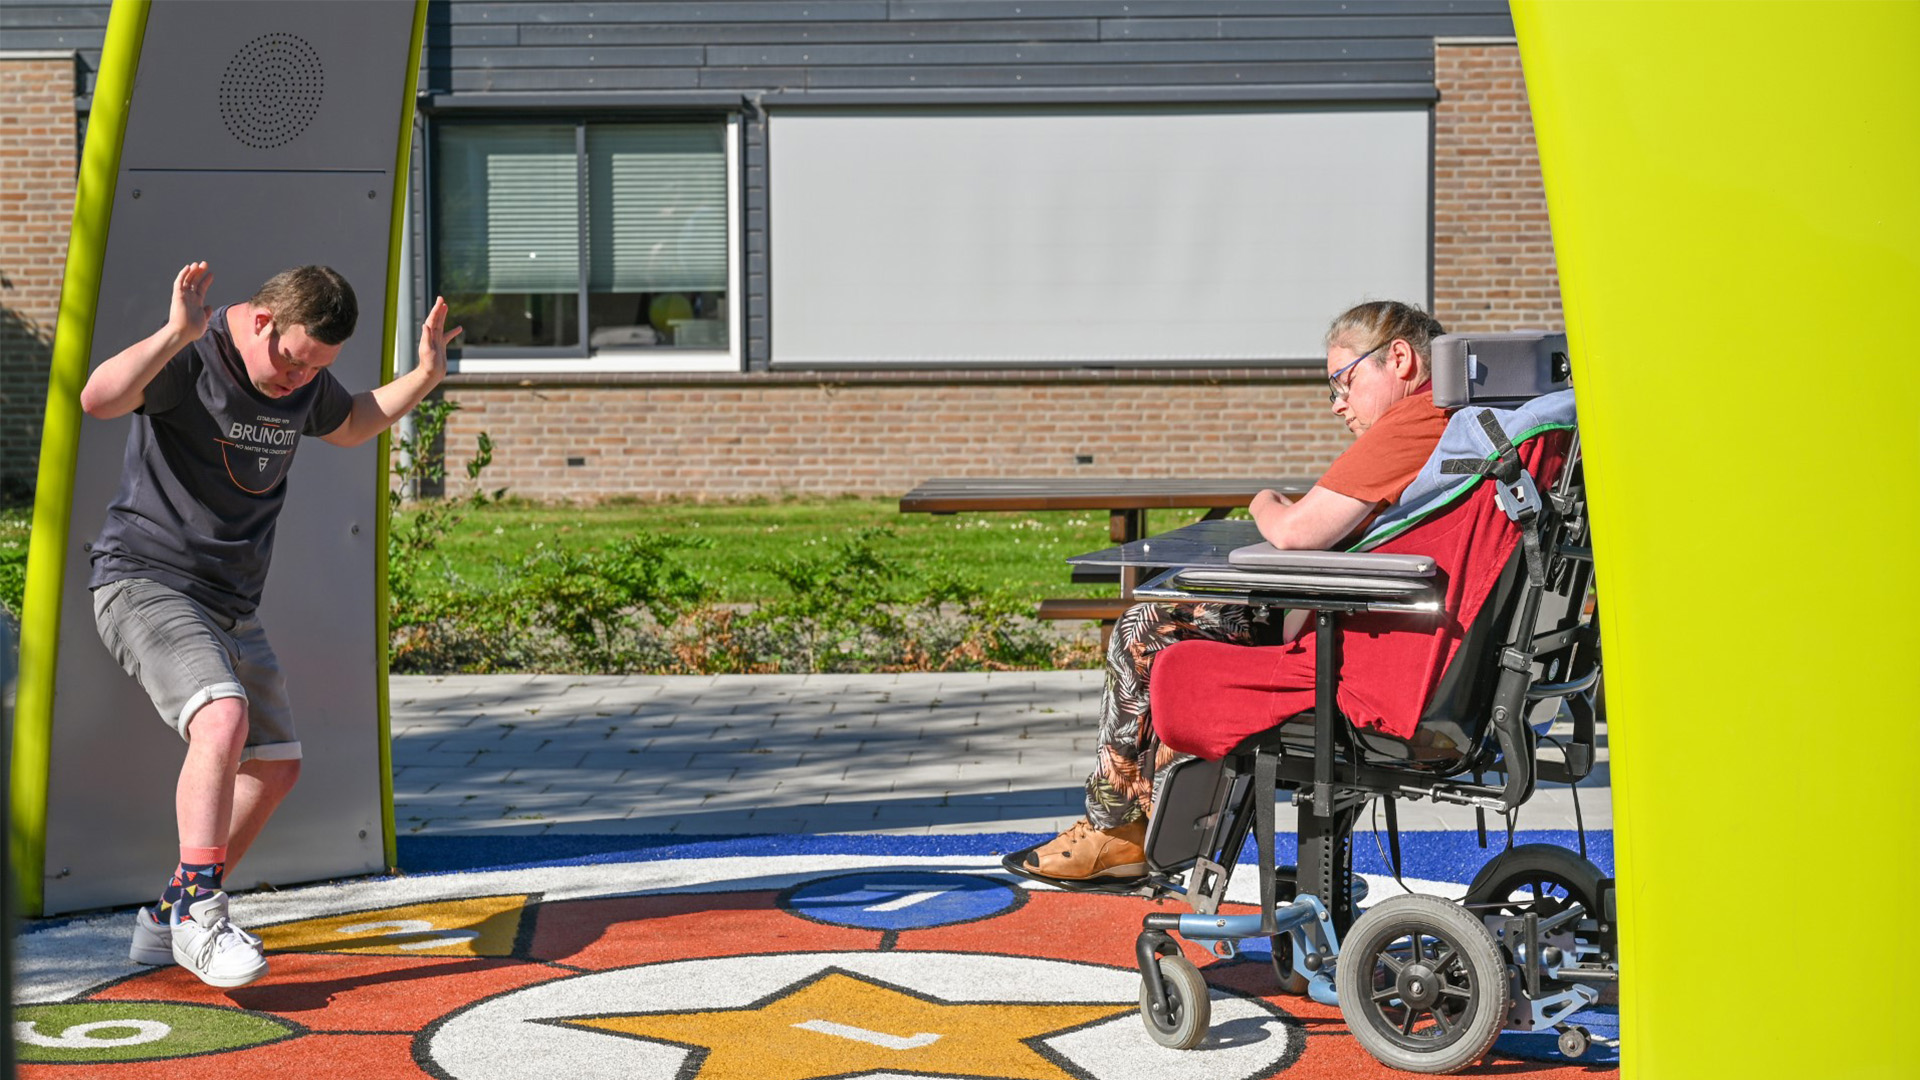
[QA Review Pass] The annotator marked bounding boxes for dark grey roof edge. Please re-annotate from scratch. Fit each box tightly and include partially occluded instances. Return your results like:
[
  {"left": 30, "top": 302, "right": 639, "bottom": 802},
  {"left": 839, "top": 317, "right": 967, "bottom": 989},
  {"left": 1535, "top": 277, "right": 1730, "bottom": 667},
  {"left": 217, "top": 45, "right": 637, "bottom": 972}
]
[
  {"left": 760, "top": 83, "right": 1438, "bottom": 106},
  {"left": 420, "top": 90, "right": 751, "bottom": 111},
  {"left": 418, "top": 82, "right": 1437, "bottom": 112},
  {"left": 443, "top": 364, "right": 1329, "bottom": 390}
]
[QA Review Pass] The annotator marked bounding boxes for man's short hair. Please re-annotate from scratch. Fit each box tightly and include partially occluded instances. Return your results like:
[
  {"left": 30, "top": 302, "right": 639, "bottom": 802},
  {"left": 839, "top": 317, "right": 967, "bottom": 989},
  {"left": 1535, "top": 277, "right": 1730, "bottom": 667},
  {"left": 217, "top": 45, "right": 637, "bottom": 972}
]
[
  {"left": 251, "top": 265, "right": 358, "bottom": 345},
  {"left": 1326, "top": 300, "right": 1446, "bottom": 380}
]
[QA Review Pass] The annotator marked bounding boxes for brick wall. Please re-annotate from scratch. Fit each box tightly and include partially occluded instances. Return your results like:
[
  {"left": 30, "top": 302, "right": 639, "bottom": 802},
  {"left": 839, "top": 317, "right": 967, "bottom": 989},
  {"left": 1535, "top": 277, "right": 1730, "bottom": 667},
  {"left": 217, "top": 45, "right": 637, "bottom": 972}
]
[
  {"left": 0, "top": 54, "right": 78, "bottom": 499},
  {"left": 0, "top": 40, "right": 1567, "bottom": 505},
  {"left": 445, "top": 42, "right": 1568, "bottom": 502},
  {"left": 1432, "top": 41, "right": 1564, "bottom": 334},
  {"left": 441, "top": 373, "right": 1353, "bottom": 502}
]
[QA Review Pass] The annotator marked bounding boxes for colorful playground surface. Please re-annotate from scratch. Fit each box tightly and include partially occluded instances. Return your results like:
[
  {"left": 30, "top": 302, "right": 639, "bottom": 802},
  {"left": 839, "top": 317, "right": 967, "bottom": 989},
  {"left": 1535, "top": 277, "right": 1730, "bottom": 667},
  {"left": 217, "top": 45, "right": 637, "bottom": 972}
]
[
  {"left": 12, "top": 673, "right": 1616, "bottom": 1079},
  {"left": 13, "top": 834, "right": 1618, "bottom": 1079}
]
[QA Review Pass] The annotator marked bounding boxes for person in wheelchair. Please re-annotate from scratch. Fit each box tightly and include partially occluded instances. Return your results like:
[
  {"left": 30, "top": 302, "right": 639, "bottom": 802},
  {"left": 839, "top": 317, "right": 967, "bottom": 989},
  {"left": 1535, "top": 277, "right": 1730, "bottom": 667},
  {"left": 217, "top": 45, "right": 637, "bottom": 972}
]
[
  {"left": 1007, "top": 299, "right": 1457, "bottom": 886},
  {"left": 1006, "top": 317, "right": 1599, "bottom": 1066}
]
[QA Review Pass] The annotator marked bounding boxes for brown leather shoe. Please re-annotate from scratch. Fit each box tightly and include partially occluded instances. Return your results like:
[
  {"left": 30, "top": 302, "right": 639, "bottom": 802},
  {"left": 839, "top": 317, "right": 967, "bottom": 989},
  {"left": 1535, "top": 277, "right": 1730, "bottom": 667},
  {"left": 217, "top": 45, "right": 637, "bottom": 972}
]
[{"left": 1009, "top": 819, "right": 1148, "bottom": 882}]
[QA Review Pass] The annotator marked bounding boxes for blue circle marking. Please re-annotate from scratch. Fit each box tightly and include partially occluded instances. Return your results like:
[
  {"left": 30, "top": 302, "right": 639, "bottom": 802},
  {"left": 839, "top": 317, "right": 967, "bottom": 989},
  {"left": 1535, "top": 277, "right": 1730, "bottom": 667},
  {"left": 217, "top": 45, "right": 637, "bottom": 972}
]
[{"left": 785, "top": 871, "right": 1018, "bottom": 930}]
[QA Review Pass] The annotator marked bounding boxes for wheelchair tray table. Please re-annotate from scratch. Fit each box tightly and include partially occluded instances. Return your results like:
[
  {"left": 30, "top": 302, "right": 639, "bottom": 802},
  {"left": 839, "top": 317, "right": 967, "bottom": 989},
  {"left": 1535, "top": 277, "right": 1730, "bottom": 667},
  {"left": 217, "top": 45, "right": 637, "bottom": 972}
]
[
  {"left": 1065, "top": 519, "right": 1265, "bottom": 570},
  {"left": 1068, "top": 520, "right": 1443, "bottom": 615}
]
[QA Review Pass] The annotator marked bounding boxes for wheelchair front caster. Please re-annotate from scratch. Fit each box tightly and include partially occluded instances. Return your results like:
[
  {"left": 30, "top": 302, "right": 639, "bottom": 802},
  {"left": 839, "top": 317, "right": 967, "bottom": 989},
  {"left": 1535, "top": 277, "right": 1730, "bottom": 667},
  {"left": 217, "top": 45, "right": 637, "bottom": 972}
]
[
  {"left": 1557, "top": 1024, "right": 1591, "bottom": 1059},
  {"left": 1269, "top": 932, "right": 1309, "bottom": 995},
  {"left": 1336, "top": 894, "right": 1508, "bottom": 1074},
  {"left": 1138, "top": 952, "right": 1210, "bottom": 1049}
]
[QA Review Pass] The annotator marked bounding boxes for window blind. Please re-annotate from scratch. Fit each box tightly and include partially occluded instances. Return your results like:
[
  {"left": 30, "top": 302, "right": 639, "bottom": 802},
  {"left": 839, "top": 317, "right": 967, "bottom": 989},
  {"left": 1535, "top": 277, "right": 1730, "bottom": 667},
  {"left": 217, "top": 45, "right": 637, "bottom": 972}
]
[
  {"left": 587, "top": 124, "right": 727, "bottom": 294},
  {"left": 768, "top": 109, "right": 1431, "bottom": 366},
  {"left": 436, "top": 124, "right": 580, "bottom": 294}
]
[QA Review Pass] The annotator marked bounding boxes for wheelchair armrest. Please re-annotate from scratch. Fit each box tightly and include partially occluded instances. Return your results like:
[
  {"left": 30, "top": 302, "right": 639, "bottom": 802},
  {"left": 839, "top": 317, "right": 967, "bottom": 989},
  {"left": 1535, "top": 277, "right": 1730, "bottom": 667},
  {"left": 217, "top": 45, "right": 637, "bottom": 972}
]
[
  {"left": 1134, "top": 564, "right": 1443, "bottom": 615},
  {"left": 1226, "top": 544, "right": 1437, "bottom": 577}
]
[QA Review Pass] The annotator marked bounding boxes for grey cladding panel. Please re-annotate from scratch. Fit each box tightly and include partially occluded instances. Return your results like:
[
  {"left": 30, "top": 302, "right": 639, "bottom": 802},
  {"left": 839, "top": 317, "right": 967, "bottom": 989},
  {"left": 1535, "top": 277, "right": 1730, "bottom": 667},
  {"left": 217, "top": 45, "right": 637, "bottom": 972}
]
[
  {"left": 0, "top": 4, "right": 109, "bottom": 29},
  {"left": 703, "top": 39, "right": 1433, "bottom": 66},
  {"left": 695, "top": 68, "right": 811, "bottom": 90},
  {"left": 451, "top": 2, "right": 889, "bottom": 23},
  {"left": 449, "top": 67, "right": 703, "bottom": 92},
  {"left": 460, "top": 45, "right": 706, "bottom": 68},
  {"left": 119, "top": 0, "right": 419, "bottom": 173},
  {"left": 47, "top": 169, "right": 397, "bottom": 914},
  {"left": 425, "top": 24, "right": 522, "bottom": 47},
  {"left": 801, "top": 60, "right": 1434, "bottom": 89},
  {"left": 516, "top": 19, "right": 1102, "bottom": 45},
  {"left": 1, "top": 30, "right": 99, "bottom": 53},
  {"left": 897, "top": 1, "right": 1506, "bottom": 17},
  {"left": 419, "top": 0, "right": 1484, "bottom": 105},
  {"left": 43, "top": 0, "right": 417, "bottom": 915},
  {"left": 1105, "top": 15, "right": 1515, "bottom": 40}
]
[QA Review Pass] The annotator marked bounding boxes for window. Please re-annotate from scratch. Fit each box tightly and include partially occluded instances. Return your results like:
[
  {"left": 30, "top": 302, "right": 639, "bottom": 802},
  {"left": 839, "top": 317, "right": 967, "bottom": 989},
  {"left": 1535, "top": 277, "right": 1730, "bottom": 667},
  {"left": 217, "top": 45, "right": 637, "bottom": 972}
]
[
  {"left": 432, "top": 118, "right": 738, "bottom": 372},
  {"left": 768, "top": 109, "right": 1430, "bottom": 366}
]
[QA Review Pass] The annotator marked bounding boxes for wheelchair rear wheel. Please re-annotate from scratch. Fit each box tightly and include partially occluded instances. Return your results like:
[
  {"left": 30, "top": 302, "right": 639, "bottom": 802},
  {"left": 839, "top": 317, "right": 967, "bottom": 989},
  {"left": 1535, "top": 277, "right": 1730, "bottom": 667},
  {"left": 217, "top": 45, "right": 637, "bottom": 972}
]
[
  {"left": 1139, "top": 953, "right": 1210, "bottom": 1049},
  {"left": 1463, "top": 844, "right": 1608, "bottom": 927},
  {"left": 1336, "top": 894, "right": 1508, "bottom": 1074}
]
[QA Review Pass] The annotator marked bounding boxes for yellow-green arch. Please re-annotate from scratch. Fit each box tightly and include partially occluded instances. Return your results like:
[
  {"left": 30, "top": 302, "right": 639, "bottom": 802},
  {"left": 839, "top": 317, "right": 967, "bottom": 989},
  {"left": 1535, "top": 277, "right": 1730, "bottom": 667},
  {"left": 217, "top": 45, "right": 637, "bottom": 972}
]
[
  {"left": 9, "top": 0, "right": 152, "bottom": 920},
  {"left": 1512, "top": 2, "right": 1920, "bottom": 1077}
]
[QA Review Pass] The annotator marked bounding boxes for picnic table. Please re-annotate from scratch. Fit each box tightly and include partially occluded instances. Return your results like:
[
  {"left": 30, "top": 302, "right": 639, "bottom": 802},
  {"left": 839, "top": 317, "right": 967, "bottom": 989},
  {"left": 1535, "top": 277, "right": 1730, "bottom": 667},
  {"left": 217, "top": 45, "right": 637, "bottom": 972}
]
[{"left": 898, "top": 476, "right": 1316, "bottom": 630}]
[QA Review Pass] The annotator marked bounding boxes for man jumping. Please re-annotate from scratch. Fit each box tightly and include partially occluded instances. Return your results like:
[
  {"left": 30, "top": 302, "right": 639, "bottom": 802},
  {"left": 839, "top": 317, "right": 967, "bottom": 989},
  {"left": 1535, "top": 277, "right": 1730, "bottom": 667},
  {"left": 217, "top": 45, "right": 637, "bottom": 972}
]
[{"left": 80, "top": 261, "right": 459, "bottom": 987}]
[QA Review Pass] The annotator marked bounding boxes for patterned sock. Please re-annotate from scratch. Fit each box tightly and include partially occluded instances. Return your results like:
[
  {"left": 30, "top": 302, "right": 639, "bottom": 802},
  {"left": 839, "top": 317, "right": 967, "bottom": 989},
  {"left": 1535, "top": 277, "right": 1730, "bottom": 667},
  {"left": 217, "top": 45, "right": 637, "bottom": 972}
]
[{"left": 159, "top": 845, "right": 227, "bottom": 923}]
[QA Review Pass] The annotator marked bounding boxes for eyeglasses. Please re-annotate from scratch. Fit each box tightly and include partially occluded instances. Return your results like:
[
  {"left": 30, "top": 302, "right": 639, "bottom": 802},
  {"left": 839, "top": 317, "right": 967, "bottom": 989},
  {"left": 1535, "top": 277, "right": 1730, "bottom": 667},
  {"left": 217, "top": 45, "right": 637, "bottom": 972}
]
[{"left": 1327, "top": 341, "right": 1388, "bottom": 404}]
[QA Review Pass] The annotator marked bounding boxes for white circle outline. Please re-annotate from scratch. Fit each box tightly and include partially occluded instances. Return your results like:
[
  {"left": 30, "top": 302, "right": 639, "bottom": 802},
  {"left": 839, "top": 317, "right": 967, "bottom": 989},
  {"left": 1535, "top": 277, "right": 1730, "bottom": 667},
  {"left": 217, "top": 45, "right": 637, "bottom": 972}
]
[{"left": 422, "top": 950, "right": 1301, "bottom": 1080}]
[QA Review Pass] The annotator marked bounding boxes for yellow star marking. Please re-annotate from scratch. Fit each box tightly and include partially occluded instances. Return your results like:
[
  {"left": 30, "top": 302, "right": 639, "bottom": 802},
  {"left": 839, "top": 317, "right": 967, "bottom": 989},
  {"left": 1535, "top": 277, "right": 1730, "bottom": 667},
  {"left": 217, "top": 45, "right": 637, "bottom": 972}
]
[
  {"left": 563, "top": 969, "right": 1133, "bottom": 1080},
  {"left": 253, "top": 894, "right": 533, "bottom": 958}
]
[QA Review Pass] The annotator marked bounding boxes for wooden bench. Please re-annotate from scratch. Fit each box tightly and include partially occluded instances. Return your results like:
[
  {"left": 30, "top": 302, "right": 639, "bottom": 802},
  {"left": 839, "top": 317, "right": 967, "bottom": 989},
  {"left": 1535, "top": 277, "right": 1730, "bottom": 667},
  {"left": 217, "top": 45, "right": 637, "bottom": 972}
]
[
  {"left": 1035, "top": 598, "right": 1141, "bottom": 650},
  {"left": 1034, "top": 598, "right": 1139, "bottom": 622},
  {"left": 901, "top": 476, "right": 1315, "bottom": 646}
]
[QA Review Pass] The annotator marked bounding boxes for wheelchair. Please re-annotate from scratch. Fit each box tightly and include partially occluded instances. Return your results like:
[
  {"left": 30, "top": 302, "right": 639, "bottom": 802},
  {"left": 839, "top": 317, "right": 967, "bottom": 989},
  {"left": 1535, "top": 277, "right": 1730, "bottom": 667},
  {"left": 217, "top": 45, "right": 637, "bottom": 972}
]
[{"left": 1016, "top": 332, "right": 1613, "bottom": 1074}]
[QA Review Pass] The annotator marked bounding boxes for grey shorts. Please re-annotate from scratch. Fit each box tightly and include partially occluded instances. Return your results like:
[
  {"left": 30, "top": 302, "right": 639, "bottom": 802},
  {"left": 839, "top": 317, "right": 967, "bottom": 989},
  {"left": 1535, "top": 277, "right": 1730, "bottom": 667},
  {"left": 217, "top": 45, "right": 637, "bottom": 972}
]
[{"left": 91, "top": 577, "right": 301, "bottom": 762}]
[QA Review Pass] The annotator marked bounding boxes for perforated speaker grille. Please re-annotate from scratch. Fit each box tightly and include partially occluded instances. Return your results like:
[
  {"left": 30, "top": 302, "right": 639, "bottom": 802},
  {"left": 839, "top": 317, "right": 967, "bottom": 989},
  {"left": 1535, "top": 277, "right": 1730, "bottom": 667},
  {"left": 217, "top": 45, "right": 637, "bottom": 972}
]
[{"left": 218, "top": 32, "right": 324, "bottom": 150}]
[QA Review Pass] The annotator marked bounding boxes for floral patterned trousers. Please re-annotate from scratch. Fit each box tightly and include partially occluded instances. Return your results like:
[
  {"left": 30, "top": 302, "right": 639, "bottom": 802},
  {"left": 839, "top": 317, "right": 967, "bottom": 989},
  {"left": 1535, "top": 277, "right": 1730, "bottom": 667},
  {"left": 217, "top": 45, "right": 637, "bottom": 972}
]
[{"left": 1083, "top": 601, "right": 1258, "bottom": 829}]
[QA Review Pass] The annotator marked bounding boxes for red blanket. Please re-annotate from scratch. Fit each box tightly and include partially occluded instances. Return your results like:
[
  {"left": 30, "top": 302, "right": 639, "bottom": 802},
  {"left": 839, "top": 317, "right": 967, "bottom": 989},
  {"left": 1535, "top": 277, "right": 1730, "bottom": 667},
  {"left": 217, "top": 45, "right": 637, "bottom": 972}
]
[{"left": 1150, "top": 434, "right": 1570, "bottom": 759}]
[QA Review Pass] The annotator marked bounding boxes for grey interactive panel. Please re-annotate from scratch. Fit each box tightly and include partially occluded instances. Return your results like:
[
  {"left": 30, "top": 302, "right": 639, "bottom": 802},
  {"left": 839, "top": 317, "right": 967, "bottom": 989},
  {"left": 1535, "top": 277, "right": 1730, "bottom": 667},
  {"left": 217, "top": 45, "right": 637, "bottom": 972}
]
[{"left": 42, "top": 1, "right": 419, "bottom": 914}]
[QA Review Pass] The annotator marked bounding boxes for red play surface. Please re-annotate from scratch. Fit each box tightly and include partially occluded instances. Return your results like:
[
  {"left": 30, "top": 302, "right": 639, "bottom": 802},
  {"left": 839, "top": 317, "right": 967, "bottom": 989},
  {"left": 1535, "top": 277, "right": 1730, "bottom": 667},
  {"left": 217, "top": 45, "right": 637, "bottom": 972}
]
[{"left": 25, "top": 887, "right": 1618, "bottom": 1079}]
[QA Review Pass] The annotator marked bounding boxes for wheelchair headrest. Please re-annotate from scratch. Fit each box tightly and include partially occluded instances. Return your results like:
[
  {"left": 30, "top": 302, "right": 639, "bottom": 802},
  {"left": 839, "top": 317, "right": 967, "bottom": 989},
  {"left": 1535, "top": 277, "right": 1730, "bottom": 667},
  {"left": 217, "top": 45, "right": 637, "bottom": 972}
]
[{"left": 1430, "top": 331, "right": 1572, "bottom": 407}]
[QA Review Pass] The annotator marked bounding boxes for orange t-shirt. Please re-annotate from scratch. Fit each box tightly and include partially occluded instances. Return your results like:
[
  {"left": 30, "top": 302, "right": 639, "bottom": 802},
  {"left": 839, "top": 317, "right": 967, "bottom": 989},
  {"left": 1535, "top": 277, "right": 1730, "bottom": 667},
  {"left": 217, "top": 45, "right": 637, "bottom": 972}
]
[{"left": 1317, "top": 388, "right": 1453, "bottom": 506}]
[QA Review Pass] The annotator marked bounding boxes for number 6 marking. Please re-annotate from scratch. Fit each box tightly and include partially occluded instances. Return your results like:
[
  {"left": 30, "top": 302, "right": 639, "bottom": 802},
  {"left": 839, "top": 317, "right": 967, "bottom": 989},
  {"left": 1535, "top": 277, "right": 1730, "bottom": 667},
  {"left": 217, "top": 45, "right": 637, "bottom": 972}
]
[{"left": 15, "top": 1019, "right": 172, "bottom": 1048}]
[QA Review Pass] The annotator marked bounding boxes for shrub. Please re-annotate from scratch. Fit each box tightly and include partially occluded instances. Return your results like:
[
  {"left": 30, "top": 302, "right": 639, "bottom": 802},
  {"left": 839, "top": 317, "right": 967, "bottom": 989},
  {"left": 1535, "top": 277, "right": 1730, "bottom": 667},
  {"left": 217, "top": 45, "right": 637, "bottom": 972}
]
[{"left": 383, "top": 408, "right": 1099, "bottom": 675}]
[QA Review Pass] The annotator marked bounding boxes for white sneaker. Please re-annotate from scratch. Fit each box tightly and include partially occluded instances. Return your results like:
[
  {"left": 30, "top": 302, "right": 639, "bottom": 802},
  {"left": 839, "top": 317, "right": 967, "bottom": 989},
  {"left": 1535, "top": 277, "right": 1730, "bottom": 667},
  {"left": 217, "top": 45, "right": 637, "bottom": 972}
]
[
  {"left": 170, "top": 892, "right": 268, "bottom": 988},
  {"left": 129, "top": 906, "right": 175, "bottom": 965},
  {"left": 138, "top": 902, "right": 261, "bottom": 965}
]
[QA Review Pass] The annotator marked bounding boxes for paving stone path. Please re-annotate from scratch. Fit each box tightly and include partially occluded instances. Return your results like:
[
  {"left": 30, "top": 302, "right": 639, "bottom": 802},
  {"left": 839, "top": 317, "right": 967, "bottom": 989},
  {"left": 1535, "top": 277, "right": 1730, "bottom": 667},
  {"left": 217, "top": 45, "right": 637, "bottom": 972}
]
[{"left": 392, "top": 673, "right": 1610, "bottom": 838}]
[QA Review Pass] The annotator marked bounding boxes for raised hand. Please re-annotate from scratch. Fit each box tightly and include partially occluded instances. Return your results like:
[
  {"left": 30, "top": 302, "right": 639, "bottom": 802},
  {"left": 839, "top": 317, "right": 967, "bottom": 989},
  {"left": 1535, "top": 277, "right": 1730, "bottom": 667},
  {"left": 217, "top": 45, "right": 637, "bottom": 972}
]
[
  {"left": 415, "top": 295, "right": 463, "bottom": 386},
  {"left": 169, "top": 261, "right": 213, "bottom": 342}
]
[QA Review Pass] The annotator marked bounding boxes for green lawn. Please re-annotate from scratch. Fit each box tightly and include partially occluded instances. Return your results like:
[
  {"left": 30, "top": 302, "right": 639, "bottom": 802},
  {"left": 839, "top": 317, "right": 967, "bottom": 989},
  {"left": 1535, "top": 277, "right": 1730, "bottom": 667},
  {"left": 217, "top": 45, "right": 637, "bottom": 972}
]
[
  {"left": 3, "top": 495, "right": 1248, "bottom": 616},
  {"left": 400, "top": 495, "right": 1243, "bottom": 606}
]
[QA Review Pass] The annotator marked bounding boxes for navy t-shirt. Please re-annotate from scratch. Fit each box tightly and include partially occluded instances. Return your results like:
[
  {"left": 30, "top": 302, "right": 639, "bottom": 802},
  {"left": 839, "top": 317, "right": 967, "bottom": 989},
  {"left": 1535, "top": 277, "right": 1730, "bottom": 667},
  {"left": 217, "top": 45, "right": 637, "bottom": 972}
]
[{"left": 88, "top": 305, "right": 354, "bottom": 619}]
